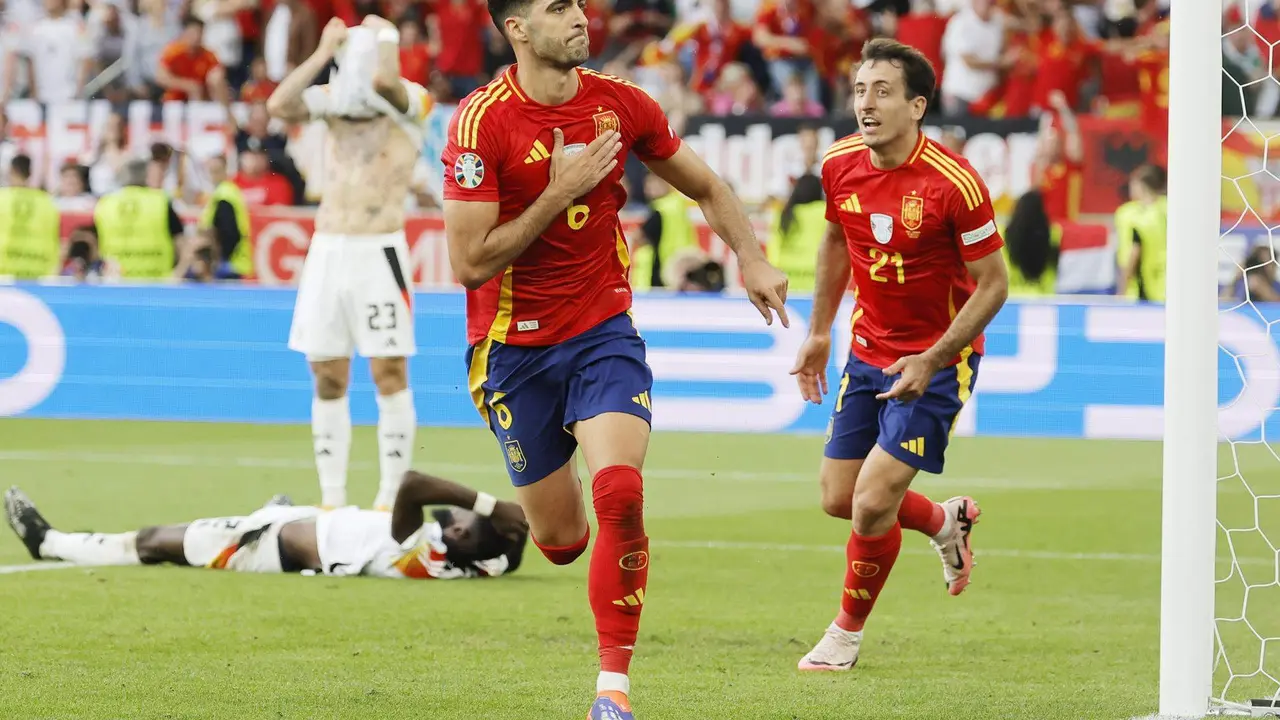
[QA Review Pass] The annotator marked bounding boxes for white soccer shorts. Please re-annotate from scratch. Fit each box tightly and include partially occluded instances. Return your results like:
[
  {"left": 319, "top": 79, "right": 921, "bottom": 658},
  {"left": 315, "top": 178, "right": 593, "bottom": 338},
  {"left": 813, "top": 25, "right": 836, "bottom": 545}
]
[
  {"left": 287, "top": 231, "right": 418, "bottom": 360},
  {"left": 182, "top": 506, "right": 322, "bottom": 573}
]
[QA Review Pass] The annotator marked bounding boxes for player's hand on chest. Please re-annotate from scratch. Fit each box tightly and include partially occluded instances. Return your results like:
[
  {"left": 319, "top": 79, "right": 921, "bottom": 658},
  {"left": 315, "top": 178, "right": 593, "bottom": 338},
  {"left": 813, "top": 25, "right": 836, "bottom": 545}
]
[{"left": 507, "top": 108, "right": 629, "bottom": 199}]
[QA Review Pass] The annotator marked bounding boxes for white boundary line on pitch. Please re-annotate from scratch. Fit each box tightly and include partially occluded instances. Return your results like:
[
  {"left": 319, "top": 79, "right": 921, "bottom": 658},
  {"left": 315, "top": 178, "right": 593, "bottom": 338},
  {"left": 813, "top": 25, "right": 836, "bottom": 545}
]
[
  {"left": 1, "top": 541, "right": 1269, "bottom": 575},
  {"left": 0, "top": 561, "right": 72, "bottom": 574},
  {"left": 0, "top": 450, "right": 1163, "bottom": 492}
]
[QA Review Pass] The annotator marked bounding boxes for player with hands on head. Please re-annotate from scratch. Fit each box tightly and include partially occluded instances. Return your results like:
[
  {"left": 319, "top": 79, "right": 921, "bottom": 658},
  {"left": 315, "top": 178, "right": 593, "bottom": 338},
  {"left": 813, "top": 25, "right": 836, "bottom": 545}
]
[
  {"left": 439, "top": 0, "right": 788, "bottom": 714},
  {"left": 791, "top": 38, "right": 1009, "bottom": 673}
]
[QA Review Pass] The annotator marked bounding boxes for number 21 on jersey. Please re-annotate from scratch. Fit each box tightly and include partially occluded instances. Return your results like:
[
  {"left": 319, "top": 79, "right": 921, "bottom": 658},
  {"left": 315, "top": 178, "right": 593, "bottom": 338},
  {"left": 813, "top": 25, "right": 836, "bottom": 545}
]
[{"left": 869, "top": 248, "right": 905, "bottom": 284}]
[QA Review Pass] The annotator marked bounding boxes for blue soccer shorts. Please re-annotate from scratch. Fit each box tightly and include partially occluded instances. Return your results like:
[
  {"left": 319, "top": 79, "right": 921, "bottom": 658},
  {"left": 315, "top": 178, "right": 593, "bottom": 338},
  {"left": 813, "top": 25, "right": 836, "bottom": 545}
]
[
  {"left": 823, "top": 350, "right": 981, "bottom": 475},
  {"left": 464, "top": 312, "right": 653, "bottom": 486}
]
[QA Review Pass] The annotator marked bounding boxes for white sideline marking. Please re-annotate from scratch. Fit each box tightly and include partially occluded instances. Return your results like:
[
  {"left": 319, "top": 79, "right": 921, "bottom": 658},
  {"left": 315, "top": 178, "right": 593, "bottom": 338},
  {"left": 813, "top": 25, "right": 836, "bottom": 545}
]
[
  {"left": 0, "top": 450, "right": 1159, "bottom": 491},
  {"left": 0, "top": 561, "right": 72, "bottom": 574},
  {"left": 2, "top": 542, "right": 1266, "bottom": 576},
  {"left": 648, "top": 540, "right": 1274, "bottom": 566}
]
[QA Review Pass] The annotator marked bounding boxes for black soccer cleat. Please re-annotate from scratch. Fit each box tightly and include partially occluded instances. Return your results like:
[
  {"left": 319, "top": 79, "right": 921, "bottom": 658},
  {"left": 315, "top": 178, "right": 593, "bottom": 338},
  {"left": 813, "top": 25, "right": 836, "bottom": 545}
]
[{"left": 4, "top": 487, "right": 51, "bottom": 560}]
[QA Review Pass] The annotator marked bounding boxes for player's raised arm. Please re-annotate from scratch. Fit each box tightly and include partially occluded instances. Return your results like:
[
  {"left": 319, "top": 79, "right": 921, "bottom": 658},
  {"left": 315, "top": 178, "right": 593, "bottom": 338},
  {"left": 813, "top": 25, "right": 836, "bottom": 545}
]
[
  {"left": 790, "top": 221, "right": 850, "bottom": 404},
  {"left": 444, "top": 128, "right": 621, "bottom": 289},
  {"left": 362, "top": 15, "right": 410, "bottom": 113},
  {"left": 645, "top": 144, "right": 791, "bottom": 328},
  {"left": 265, "top": 18, "right": 348, "bottom": 123},
  {"left": 389, "top": 470, "right": 528, "bottom": 544}
]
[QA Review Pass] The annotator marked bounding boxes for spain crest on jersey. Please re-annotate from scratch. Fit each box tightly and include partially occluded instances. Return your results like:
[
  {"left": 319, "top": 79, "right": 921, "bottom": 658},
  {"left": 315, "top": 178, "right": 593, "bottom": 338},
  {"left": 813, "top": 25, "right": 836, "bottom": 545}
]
[
  {"left": 594, "top": 110, "right": 620, "bottom": 137},
  {"left": 902, "top": 195, "right": 924, "bottom": 232},
  {"left": 870, "top": 213, "right": 894, "bottom": 244},
  {"left": 504, "top": 440, "right": 527, "bottom": 472}
]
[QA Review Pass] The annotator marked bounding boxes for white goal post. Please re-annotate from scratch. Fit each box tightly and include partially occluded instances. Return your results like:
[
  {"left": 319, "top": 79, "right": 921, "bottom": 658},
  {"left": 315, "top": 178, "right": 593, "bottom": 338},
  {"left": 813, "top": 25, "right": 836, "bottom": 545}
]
[{"left": 1159, "top": 0, "right": 1222, "bottom": 716}]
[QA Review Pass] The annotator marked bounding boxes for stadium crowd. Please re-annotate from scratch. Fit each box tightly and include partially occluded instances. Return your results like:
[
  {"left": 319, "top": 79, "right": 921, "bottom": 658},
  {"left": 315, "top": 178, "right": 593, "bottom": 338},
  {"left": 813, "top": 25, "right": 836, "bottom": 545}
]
[{"left": 0, "top": 0, "right": 1270, "bottom": 297}]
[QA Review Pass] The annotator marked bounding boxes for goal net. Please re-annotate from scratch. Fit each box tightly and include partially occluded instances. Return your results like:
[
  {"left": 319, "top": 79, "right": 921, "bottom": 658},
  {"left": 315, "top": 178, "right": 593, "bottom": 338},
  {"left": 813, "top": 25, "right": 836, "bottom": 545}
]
[{"left": 1184, "top": 0, "right": 1280, "bottom": 716}]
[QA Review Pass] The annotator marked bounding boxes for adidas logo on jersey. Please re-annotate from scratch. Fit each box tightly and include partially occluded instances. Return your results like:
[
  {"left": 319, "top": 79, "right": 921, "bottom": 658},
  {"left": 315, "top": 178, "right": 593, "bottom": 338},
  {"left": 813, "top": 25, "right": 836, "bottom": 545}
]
[
  {"left": 632, "top": 391, "right": 651, "bottom": 411},
  {"left": 524, "top": 140, "right": 550, "bottom": 164},
  {"left": 900, "top": 437, "right": 925, "bottom": 456},
  {"left": 840, "top": 195, "right": 862, "bottom": 213}
]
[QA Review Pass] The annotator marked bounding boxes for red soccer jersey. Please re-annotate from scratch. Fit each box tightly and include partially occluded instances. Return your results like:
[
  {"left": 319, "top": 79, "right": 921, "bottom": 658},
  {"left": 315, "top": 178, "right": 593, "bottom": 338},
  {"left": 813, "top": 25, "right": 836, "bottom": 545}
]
[
  {"left": 821, "top": 132, "right": 1004, "bottom": 369},
  {"left": 441, "top": 66, "right": 682, "bottom": 346},
  {"left": 1035, "top": 156, "right": 1083, "bottom": 221}
]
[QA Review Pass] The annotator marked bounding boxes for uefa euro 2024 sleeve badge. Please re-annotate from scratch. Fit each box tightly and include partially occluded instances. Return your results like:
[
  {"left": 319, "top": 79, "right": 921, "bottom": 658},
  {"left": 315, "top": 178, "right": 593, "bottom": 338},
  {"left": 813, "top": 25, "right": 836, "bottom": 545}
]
[{"left": 454, "top": 152, "right": 484, "bottom": 189}]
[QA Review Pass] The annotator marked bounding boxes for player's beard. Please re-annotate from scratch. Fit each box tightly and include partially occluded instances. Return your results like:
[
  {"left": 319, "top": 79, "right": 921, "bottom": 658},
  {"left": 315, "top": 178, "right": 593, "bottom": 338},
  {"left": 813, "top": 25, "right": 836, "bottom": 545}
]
[{"left": 533, "top": 32, "right": 589, "bottom": 71}]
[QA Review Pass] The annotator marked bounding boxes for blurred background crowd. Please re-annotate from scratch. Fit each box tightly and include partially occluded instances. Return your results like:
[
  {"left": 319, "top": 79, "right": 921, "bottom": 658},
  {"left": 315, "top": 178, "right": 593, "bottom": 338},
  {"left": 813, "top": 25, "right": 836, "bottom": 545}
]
[{"left": 0, "top": 0, "right": 1274, "bottom": 302}]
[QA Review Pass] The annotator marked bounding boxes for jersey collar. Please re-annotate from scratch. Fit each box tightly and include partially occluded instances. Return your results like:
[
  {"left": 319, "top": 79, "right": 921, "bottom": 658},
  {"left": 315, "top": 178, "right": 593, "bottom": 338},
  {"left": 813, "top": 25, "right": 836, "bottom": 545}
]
[{"left": 906, "top": 131, "right": 928, "bottom": 165}]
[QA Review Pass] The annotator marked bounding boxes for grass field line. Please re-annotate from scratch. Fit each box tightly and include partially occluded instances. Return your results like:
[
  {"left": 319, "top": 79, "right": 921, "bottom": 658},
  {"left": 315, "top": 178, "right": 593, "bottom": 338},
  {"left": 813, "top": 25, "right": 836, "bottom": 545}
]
[
  {"left": 0, "top": 449, "right": 1162, "bottom": 492},
  {"left": 0, "top": 561, "right": 72, "bottom": 574},
  {"left": 1, "top": 542, "right": 1271, "bottom": 575},
  {"left": 649, "top": 539, "right": 1276, "bottom": 567}
]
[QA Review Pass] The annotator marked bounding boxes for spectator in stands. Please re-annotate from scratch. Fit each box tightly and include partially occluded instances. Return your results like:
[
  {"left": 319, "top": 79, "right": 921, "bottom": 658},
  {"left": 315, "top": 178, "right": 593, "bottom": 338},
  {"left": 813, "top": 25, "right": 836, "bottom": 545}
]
[
  {"left": 62, "top": 227, "right": 105, "bottom": 282},
  {"left": 238, "top": 56, "right": 277, "bottom": 103},
  {"left": 94, "top": 159, "right": 183, "bottom": 280},
  {"left": 1002, "top": 189, "right": 1058, "bottom": 296},
  {"left": 86, "top": 111, "right": 129, "bottom": 196},
  {"left": 663, "top": 247, "right": 725, "bottom": 292},
  {"left": 157, "top": 16, "right": 230, "bottom": 102},
  {"left": 766, "top": 172, "right": 824, "bottom": 292},
  {"left": 1223, "top": 13, "right": 1269, "bottom": 117},
  {"left": 894, "top": 0, "right": 948, "bottom": 81},
  {"left": 126, "top": 0, "right": 180, "bottom": 101},
  {"left": 706, "top": 61, "right": 762, "bottom": 115},
  {"left": 88, "top": 0, "right": 136, "bottom": 98},
  {"left": 224, "top": 99, "right": 305, "bottom": 201},
  {"left": 430, "top": 0, "right": 488, "bottom": 99},
  {"left": 940, "top": 0, "right": 1009, "bottom": 115},
  {"left": 630, "top": 173, "right": 697, "bottom": 290},
  {"left": 1, "top": 0, "right": 92, "bottom": 104},
  {"left": 605, "top": 0, "right": 675, "bottom": 65},
  {"left": 1115, "top": 163, "right": 1167, "bottom": 302},
  {"left": 1028, "top": 5, "right": 1101, "bottom": 114},
  {"left": 191, "top": 0, "right": 243, "bottom": 79},
  {"left": 173, "top": 229, "right": 220, "bottom": 282},
  {"left": 1031, "top": 90, "right": 1084, "bottom": 221},
  {"left": 199, "top": 154, "right": 252, "bottom": 278},
  {"left": 753, "top": 0, "right": 819, "bottom": 103},
  {"left": 233, "top": 147, "right": 293, "bottom": 205},
  {"left": 647, "top": 61, "right": 704, "bottom": 135},
  {"left": 55, "top": 163, "right": 97, "bottom": 212},
  {"left": 1222, "top": 245, "right": 1280, "bottom": 303},
  {"left": 641, "top": 0, "right": 747, "bottom": 95},
  {"left": 0, "top": 109, "right": 15, "bottom": 187},
  {"left": 263, "top": 0, "right": 318, "bottom": 84},
  {"left": 770, "top": 72, "right": 824, "bottom": 117},
  {"left": 399, "top": 17, "right": 432, "bottom": 87},
  {"left": 770, "top": 122, "right": 819, "bottom": 201}
]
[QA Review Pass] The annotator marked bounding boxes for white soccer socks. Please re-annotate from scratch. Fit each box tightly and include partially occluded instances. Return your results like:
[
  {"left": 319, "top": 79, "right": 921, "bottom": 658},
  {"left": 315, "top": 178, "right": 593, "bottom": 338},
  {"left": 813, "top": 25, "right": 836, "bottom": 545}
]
[
  {"left": 41, "top": 531, "right": 140, "bottom": 566},
  {"left": 373, "top": 389, "right": 416, "bottom": 510},
  {"left": 313, "top": 395, "right": 353, "bottom": 508}
]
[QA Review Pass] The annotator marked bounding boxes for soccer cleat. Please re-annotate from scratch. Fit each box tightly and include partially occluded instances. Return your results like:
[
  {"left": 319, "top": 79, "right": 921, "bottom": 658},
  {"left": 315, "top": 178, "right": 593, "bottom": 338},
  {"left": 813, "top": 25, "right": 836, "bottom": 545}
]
[
  {"left": 4, "top": 487, "right": 51, "bottom": 560},
  {"left": 587, "top": 691, "right": 634, "bottom": 720},
  {"left": 797, "top": 622, "right": 861, "bottom": 671},
  {"left": 265, "top": 494, "right": 294, "bottom": 508},
  {"left": 930, "top": 496, "right": 982, "bottom": 596}
]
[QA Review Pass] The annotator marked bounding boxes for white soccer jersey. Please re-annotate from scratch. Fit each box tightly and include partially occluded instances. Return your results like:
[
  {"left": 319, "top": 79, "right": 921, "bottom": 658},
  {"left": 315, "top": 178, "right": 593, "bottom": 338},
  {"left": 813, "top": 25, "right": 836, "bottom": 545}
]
[
  {"left": 314, "top": 507, "right": 507, "bottom": 580},
  {"left": 302, "top": 79, "right": 434, "bottom": 148}
]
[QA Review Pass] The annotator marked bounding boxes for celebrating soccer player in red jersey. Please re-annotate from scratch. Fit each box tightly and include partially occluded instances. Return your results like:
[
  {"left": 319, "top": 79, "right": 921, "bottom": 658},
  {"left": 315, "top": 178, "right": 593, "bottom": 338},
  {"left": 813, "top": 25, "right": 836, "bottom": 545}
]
[
  {"left": 439, "top": 0, "right": 789, "bottom": 714},
  {"left": 789, "top": 39, "right": 1009, "bottom": 672}
]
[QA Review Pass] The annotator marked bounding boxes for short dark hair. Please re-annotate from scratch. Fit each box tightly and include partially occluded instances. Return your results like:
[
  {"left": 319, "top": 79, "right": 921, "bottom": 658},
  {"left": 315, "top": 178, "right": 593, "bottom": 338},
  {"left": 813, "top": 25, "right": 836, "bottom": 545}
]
[
  {"left": 859, "top": 38, "right": 937, "bottom": 114},
  {"left": 182, "top": 14, "right": 204, "bottom": 30},
  {"left": 10, "top": 154, "right": 31, "bottom": 180},
  {"left": 1132, "top": 164, "right": 1167, "bottom": 194},
  {"left": 487, "top": 0, "right": 532, "bottom": 34}
]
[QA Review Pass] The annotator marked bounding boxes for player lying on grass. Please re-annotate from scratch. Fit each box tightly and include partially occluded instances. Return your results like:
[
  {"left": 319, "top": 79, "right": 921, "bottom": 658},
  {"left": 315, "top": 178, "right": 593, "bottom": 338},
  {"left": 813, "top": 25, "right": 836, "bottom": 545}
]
[{"left": 4, "top": 471, "right": 529, "bottom": 580}]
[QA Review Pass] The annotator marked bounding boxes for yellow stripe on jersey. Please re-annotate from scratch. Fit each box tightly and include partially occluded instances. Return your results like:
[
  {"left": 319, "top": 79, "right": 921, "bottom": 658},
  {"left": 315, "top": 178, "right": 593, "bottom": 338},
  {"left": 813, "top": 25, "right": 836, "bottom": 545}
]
[
  {"left": 581, "top": 67, "right": 642, "bottom": 90},
  {"left": 615, "top": 227, "right": 631, "bottom": 279},
  {"left": 826, "top": 136, "right": 865, "bottom": 155},
  {"left": 922, "top": 146, "right": 981, "bottom": 210},
  {"left": 488, "top": 265, "right": 515, "bottom": 342},
  {"left": 823, "top": 143, "right": 868, "bottom": 166},
  {"left": 454, "top": 80, "right": 502, "bottom": 146},
  {"left": 908, "top": 134, "right": 928, "bottom": 164},
  {"left": 921, "top": 152, "right": 979, "bottom": 211},
  {"left": 503, "top": 72, "right": 527, "bottom": 102},
  {"left": 468, "top": 337, "right": 494, "bottom": 426},
  {"left": 463, "top": 88, "right": 512, "bottom": 150}
]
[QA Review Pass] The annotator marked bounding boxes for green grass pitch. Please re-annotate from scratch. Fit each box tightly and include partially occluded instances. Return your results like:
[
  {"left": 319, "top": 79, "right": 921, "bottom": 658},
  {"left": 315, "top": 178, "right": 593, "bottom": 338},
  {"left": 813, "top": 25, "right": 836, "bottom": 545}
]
[{"left": 1, "top": 419, "right": 1277, "bottom": 719}]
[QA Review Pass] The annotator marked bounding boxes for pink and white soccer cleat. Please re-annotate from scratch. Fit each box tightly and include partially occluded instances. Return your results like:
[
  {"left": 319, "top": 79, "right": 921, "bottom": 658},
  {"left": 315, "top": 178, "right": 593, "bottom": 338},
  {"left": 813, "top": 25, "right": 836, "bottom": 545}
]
[
  {"left": 797, "top": 622, "right": 861, "bottom": 672},
  {"left": 930, "top": 496, "right": 981, "bottom": 596}
]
